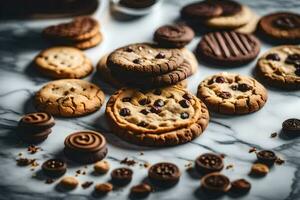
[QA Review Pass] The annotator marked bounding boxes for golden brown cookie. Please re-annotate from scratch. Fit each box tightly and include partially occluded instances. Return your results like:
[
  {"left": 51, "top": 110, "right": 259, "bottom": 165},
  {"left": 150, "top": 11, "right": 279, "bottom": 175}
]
[
  {"left": 197, "top": 72, "right": 268, "bottom": 115},
  {"left": 105, "top": 85, "right": 209, "bottom": 146},
  {"left": 256, "top": 45, "right": 300, "bottom": 90},
  {"left": 35, "top": 79, "right": 105, "bottom": 117},
  {"left": 35, "top": 47, "right": 93, "bottom": 79},
  {"left": 235, "top": 13, "right": 259, "bottom": 34},
  {"left": 74, "top": 32, "right": 103, "bottom": 50}
]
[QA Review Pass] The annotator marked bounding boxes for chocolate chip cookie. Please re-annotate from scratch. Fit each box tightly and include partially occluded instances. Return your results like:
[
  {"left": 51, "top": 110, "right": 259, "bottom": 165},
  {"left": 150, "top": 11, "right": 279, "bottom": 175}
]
[
  {"left": 196, "top": 31, "right": 260, "bottom": 66},
  {"left": 107, "top": 43, "right": 184, "bottom": 75},
  {"left": 35, "top": 79, "right": 105, "bottom": 117},
  {"left": 106, "top": 85, "right": 209, "bottom": 146},
  {"left": 197, "top": 72, "right": 268, "bottom": 115},
  {"left": 35, "top": 47, "right": 93, "bottom": 79},
  {"left": 154, "top": 24, "right": 195, "bottom": 48},
  {"left": 73, "top": 32, "right": 103, "bottom": 50},
  {"left": 256, "top": 45, "right": 300, "bottom": 90},
  {"left": 258, "top": 12, "right": 300, "bottom": 44}
]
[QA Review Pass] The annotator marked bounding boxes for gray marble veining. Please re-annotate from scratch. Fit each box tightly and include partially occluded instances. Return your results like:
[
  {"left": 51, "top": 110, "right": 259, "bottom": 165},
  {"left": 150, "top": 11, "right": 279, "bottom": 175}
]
[{"left": 0, "top": 0, "right": 299, "bottom": 199}]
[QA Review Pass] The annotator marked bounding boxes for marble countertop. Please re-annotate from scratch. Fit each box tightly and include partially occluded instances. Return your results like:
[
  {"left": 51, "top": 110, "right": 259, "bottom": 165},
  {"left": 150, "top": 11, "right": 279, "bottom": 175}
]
[{"left": 0, "top": 0, "right": 300, "bottom": 199}]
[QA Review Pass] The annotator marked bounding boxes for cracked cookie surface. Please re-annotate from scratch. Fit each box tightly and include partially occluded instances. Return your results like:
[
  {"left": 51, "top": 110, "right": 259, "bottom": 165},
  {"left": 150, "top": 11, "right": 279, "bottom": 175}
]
[
  {"left": 105, "top": 85, "right": 209, "bottom": 146},
  {"left": 256, "top": 45, "right": 300, "bottom": 89},
  {"left": 35, "top": 79, "right": 105, "bottom": 117},
  {"left": 197, "top": 72, "right": 267, "bottom": 115},
  {"left": 35, "top": 47, "right": 93, "bottom": 79},
  {"left": 107, "top": 43, "right": 184, "bottom": 75}
]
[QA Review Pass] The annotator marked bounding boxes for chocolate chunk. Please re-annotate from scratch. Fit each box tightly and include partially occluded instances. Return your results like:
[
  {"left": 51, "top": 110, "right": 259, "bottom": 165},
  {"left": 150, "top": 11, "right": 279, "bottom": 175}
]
[
  {"left": 282, "top": 118, "right": 300, "bottom": 135},
  {"left": 256, "top": 150, "right": 277, "bottom": 166},
  {"left": 82, "top": 181, "right": 93, "bottom": 189},
  {"left": 148, "top": 162, "right": 180, "bottom": 187},
  {"left": 215, "top": 76, "right": 225, "bottom": 83},
  {"left": 139, "top": 98, "right": 151, "bottom": 105},
  {"left": 120, "top": 108, "right": 131, "bottom": 116},
  {"left": 140, "top": 109, "right": 149, "bottom": 115},
  {"left": 230, "top": 85, "right": 238, "bottom": 90},
  {"left": 111, "top": 168, "right": 133, "bottom": 186},
  {"left": 266, "top": 53, "right": 281, "bottom": 61},
  {"left": 285, "top": 53, "right": 300, "bottom": 65},
  {"left": 137, "top": 121, "right": 148, "bottom": 127},
  {"left": 237, "top": 83, "right": 253, "bottom": 92},
  {"left": 133, "top": 58, "right": 141, "bottom": 64},
  {"left": 201, "top": 173, "right": 231, "bottom": 193},
  {"left": 179, "top": 99, "right": 190, "bottom": 108},
  {"left": 122, "top": 97, "right": 131, "bottom": 102},
  {"left": 155, "top": 52, "right": 166, "bottom": 59},
  {"left": 195, "top": 153, "right": 224, "bottom": 174},
  {"left": 180, "top": 112, "right": 189, "bottom": 119},
  {"left": 295, "top": 68, "right": 300, "bottom": 76},
  {"left": 150, "top": 106, "right": 161, "bottom": 114},
  {"left": 130, "top": 183, "right": 152, "bottom": 198},
  {"left": 218, "top": 91, "right": 231, "bottom": 99},
  {"left": 125, "top": 47, "right": 134, "bottom": 52},
  {"left": 42, "top": 159, "right": 67, "bottom": 178},
  {"left": 182, "top": 93, "right": 193, "bottom": 100},
  {"left": 230, "top": 179, "right": 251, "bottom": 195},
  {"left": 154, "top": 99, "right": 165, "bottom": 107}
]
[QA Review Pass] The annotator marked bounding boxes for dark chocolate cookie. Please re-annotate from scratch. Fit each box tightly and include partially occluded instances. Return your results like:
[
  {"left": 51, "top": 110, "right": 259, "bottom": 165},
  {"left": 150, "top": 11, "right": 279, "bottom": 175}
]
[
  {"left": 256, "top": 150, "right": 277, "bottom": 166},
  {"left": 111, "top": 167, "right": 133, "bottom": 186},
  {"left": 282, "top": 118, "right": 300, "bottom": 135},
  {"left": 196, "top": 31, "right": 260, "bottom": 66},
  {"left": 148, "top": 162, "right": 181, "bottom": 187},
  {"left": 213, "top": 0, "right": 242, "bottom": 16},
  {"left": 180, "top": 1, "right": 223, "bottom": 19},
  {"left": 64, "top": 131, "right": 107, "bottom": 164},
  {"left": 42, "top": 159, "right": 67, "bottom": 177},
  {"left": 230, "top": 179, "right": 251, "bottom": 195},
  {"left": 258, "top": 12, "right": 300, "bottom": 44},
  {"left": 201, "top": 172, "right": 231, "bottom": 194},
  {"left": 107, "top": 43, "right": 184, "bottom": 75},
  {"left": 195, "top": 153, "right": 224, "bottom": 174},
  {"left": 154, "top": 24, "right": 195, "bottom": 48},
  {"left": 130, "top": 183, "right": 152, "bottom": 198}
]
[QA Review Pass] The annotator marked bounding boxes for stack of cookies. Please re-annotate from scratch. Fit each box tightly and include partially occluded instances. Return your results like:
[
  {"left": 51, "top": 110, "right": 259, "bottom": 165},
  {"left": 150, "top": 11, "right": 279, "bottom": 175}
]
[
  {"left": 97, "top": 43, "right": 198, "bottom": 88},
  {"left": 181, "top": 0, "right": 259, "bottom": 34},
  {"left": 43, "top": 16, "right": 103, "bottom": 50}
]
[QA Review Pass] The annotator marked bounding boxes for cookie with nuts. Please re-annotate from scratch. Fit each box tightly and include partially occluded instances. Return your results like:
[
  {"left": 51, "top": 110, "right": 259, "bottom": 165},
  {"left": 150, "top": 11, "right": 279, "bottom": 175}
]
[
  {"left": 105, "top": 85, "right": 209, "bottom": 146},
  {"left": 197, "top": 72, "right": 267, "bottom": 115}
]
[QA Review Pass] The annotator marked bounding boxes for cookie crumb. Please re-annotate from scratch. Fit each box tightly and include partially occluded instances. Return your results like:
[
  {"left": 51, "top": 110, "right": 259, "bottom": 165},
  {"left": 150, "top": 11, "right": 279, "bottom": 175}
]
[
  {"left": 220, "top": 153, "right": 226, "bottom": 158},
  {"left": 18, "top": 152, "right": 23, "bottom": 157},
  {"left": 184, "top": 162, "right": 193, "bottom": 168},
  {"left": 144, "top": 162, "right": 150, "bottom": 168},
  {"left": 226, "top": 164, "right": 234, "bottom": 170},
  {"left": 120, "top": 157, "right": 137, "bottom": 166},
  {"left": 270, "top": 132, "right": 278, "bottom": 138},
  {"left": 82, "top": 181, "right": 93, "bottom": 189},
  {"left": 249, "top": 147, "right": 257, "bottom": 153},
  {"left": 275, "top": 157, "right": 285, "bottom": 165},
  {"left": 45, "top": 178, "right": 54, "bottom": 184},
  {"left": 139, "top": 152, "right": 144, "bottom": 156}
]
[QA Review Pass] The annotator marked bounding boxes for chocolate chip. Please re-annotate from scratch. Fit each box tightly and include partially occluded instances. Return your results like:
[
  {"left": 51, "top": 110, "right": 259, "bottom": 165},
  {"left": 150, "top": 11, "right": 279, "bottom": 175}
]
[
  {"left": 215, "top": 76, "right": 225, "bottom": 83},
  {"left": 180, "top": 112, "right": 189, "bottom": 119},
  {"left": 182, "top": 93, "right": 193, "bottom": 100},
  {"left": 218, "top": 91, "right": 231, "bottom": 99},
  {"left": 139, "top": 98, "right": 151, "bottom": 105},
  {"left": 266, "top": 53, "right": 281, "bottom": 61},
  {"left": 155, "top": 52, "right": 165, "bottom": 59},
  {"left": 179, "top": 99, "right": 190, "bottom": 108},
  {"left": 133, "top": 58, "right": 141, "bottom": 64},
  {"left": 256, "top": 150, "right": 277, "bottom": 166},
  {"left": 137, "top": 121, "right": 148, "bottom": 127},
  {"left": 150, "top": 106, "right": 161, "bottom": 114},
  {"left": 238, "top": 83, "right": 252, "bottom": 92},
  {"left": 140, "top": 109, "right": 149, "bottom": 115},
  {"left": 125, "top": 47, "right": 133, "bottom": 52},
  {"left": 154, "top": 99, "right": 165, "bottom": 107},
  {"left": 153, "top": 89, "right": 162, "bottom": 95},
  {"left": 285, "top": 54, "right": 300, "bottom": 65},
  {"left": 122, "top": 97, "right": 131, "bottom": 102},
  {"left": 120, "top": 108, "right": 131, "bottom": 116},
  {"left": 231, "top": 85, "right": 238, "bottom": 90}
]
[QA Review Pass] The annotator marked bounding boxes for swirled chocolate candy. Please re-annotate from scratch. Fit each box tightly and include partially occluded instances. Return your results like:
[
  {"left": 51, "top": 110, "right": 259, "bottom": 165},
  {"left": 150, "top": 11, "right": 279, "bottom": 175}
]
[
  {"left": 111, "top": 167, "right": 133, "bottom": 186},
  {"left": 195, "top": 153, "right": 224, "bottom": 174},
  {"left": 18, "top": 112, "right": 55, "bottom": 143},
  {"left": 256, "top": 150, "right": 277, "bottom": 166},
  {"left": 64, "top": 131, "right": 108, "bottom": 164},
  {"left": 148, "top": 162, "right": 181, "bottom": 187},
  {"left": 282, "top": 118, "right": 300, "bottom": 135},
  {"left": 42, "top": 159, "right": 67, "bottom": 177},
  {"left": 201, "top": 172, "right": 231, "bottom": 194}
]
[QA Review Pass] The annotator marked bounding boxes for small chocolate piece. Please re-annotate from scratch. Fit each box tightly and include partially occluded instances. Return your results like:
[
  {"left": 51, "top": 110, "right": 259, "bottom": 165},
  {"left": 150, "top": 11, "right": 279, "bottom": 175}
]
[
  {"left": 182, "top": 93, "right": 193, "bottom": 100},
  {"left": 140, "top": 109, "right": 149, "bottom": 115},
  {"left": 250, "top": 163, "right": 269, "bottom": 177},
  {"left": 59, "top": 176, "right": 79, "bottom": 190},
  {"left": 218, "top": 91, "right": 232, "bottom": 99},
  {"left": 282, "top": 118, "right": 300, "bottom": 135},
  {"left": 42, "top": 159, "right": 67, "bottom": 178},
  {"left": 256, "top": 150, "right": 277, "bottom": 166},
  {"left": 266, "top": 53, "right": 281, "bottom": 61},
  {"left": 155, "top": 52, "right": 166, "bottom": 59},
  {"left": 130, "top": 183, "right": 152, "bottom": 198},
  {"left": 64, "top": 131, "right": 108, "bottom": 164},
  {"left": 195, "top": 153, "right": 224, "bottom": 174},
  {"left": 201, "top": 172, "right": 231, "bottom": 193},
  {"left": 153, "top": 89, "right": 162, "bottom": 95},
  {"left": 139, "top": 98, "right": 151, "bottom": 105},
  {"left": 120, "top": 108, "right": 131, "bottom": 116},
  {"left": 82, "top": 181, "right": 93, "bottom": 189},
  {"left": 179, "top": 99, "right": 190, "bottom": 108},
  {"left": 94, "top": 160, "right": 110, "bottom": 174},
  {"left": 111, "top": 168, "right": 133, "bottom": 186},
  {"left": 285, "top": 54, "right": 300, "bottom": 65},
  {"left": 230, "top": 179, "right": 251, "bottom": 195},
  {"left": 148, "top": 162, "right": 181, "bottom": 187},
  {"left": 215, "top": 76, "right": 226, "bottom": 83},
  {"left": 150, "top": 106, "right": 161, "bottom": 114},
  {"left": 180, "top": 112, "right": 189, "bottom": 119},
  {"left": 237, "top": 83, "right": 252, "bottom": 92},
  {"left": 137, "top": 121, "right": 149, "bottom": 127},
  {"left": 154, "top": 99, "right": 165, "bottom": 107},
  {"left": 94, "top": 183, "right": 113, "bottom": 194},
  {"left": 122, "top": 97, "right": 131, "bottom": 102},
  {"left": 133, "top": 58, "right": 141, "bottom": 64}
]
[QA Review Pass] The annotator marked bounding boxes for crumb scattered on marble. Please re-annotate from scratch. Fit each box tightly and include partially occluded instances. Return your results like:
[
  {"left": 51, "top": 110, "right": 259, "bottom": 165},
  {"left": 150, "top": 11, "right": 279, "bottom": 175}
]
[
  {"left": 120, "top": 157, "right": 136, "bottom": 166},
  {"left": 270, "top": 132, "right": 278, "bottom": 138},
  {"left": 249, "top": 147, "right": 257, "bottom": 153},
  {"left": 275, "top": 157, "right": 285, "bottom": 165},
  {"left": 226, "top": 164, "right": 234, "bottom": 170},
  {"left": 27, "top": 145, "right": 41, "bottom": 154},
  {"left": 82, "top": 181, "right": 93, "bottom": 189}
]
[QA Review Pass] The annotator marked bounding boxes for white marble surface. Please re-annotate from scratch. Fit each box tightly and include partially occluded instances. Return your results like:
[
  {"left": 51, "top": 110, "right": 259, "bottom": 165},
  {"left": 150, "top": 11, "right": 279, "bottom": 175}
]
[{"left": 0, "top": 0, "right": 300, "bottom": 199}]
